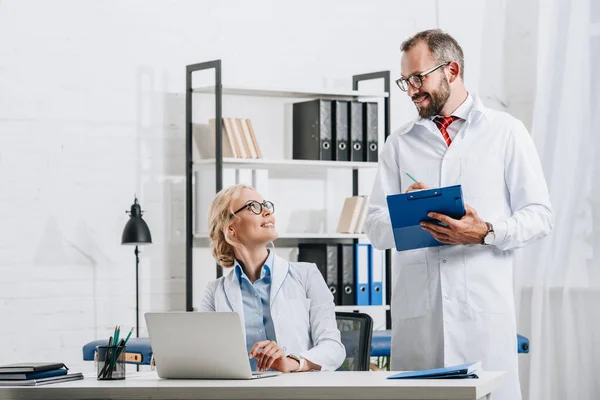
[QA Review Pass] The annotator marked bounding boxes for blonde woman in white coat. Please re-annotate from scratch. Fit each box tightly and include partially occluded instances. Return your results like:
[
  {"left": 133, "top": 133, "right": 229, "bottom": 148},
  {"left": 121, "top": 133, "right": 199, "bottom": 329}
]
[{"left": 199, "top": 184, "right": 345, "bottom": 373}]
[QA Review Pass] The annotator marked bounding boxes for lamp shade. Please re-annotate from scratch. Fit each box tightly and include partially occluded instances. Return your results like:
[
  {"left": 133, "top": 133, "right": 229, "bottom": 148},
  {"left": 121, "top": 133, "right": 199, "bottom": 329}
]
[{"left": 121, "top": 198, "right": 152, "bottom": 245}]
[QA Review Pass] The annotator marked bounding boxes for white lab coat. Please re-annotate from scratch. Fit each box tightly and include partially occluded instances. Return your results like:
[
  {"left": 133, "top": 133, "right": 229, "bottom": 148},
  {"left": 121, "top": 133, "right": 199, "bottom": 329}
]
[
  {"left": 365, "top": 95, "right": 553, "bottom": 400},
  {"left": 198, "top": 252, "right": 346, "bottom": 371}
]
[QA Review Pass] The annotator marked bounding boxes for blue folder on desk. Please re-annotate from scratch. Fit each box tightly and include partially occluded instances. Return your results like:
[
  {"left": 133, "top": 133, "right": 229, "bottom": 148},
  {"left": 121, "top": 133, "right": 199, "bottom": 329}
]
[
  {"left": 387, "top": 361, "right": 481, "bottom": 380},
  {"left": 386, "top": 185, "right": 466, "bottom": 252}
]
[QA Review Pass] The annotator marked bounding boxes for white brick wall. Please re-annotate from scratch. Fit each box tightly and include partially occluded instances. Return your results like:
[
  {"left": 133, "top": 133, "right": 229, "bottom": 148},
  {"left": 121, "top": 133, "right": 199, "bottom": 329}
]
[{"left": 0, "top": 0, "right": 535, "bottom": 374}]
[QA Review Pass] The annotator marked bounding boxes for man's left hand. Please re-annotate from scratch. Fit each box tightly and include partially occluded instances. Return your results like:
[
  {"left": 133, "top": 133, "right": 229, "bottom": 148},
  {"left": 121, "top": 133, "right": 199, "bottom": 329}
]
[{"left": 420, "top": 204, "right": 488, "bottom": 245}]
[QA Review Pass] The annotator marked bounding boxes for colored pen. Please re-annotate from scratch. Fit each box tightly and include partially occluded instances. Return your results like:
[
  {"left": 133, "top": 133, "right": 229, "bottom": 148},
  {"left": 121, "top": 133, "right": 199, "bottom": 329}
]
[
  {"left": 402, "top": 169, "right": 418, "bottom": 184},
  {"left": 123, "top": 327, "right": 135, "bottom": 346}
]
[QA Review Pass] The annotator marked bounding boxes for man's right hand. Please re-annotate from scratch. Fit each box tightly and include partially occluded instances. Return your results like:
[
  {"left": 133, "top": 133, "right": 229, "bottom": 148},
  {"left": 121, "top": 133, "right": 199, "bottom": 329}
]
[{"left": 406, "top": 182, "right": 430, "bottom": 193}]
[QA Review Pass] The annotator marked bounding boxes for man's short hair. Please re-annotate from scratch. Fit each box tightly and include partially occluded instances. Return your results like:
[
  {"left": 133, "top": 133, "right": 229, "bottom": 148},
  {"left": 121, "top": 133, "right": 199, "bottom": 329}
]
[{"left": 401, "top": 29, "right": 465, "bottom": 80}]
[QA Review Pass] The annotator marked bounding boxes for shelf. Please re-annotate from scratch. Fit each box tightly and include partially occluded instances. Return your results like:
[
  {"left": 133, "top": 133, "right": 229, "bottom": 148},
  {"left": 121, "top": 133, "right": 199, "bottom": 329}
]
[
  {"left": 192, "top": 85, "right": 388, "bottom": 99},
  {"left": 193, "top": 158, "right": 378, "bottom": 171},
  {"left": 335, "top": 305, "right": 390, "bottom": 312},
  {"left": 193, "top": 232, "right": 366, "bottom": 247},
  {"left": 194, "top": 233, "right": 366, "bottom": 240}
]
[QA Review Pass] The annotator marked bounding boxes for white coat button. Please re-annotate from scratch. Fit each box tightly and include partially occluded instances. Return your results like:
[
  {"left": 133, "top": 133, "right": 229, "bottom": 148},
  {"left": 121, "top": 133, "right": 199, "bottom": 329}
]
[
  {"left": 442, "top": 259, "right": 447, "bottom": 263},
  {"left": 444, "top": 295, "right": 450, "bottom": 301}
]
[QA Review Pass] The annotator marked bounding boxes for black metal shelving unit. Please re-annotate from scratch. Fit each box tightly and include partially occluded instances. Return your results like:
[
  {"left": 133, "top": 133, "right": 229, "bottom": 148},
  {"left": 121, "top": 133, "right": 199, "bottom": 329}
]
[{"left": 185, "top": 60, "right": 392, "bottom": 329}]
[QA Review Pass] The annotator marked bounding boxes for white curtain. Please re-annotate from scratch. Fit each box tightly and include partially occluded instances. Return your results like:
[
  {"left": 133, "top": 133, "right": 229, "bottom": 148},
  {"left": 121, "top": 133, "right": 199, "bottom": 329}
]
[{"left": 515, "top": 0, "right": 600, "bottom": 398}]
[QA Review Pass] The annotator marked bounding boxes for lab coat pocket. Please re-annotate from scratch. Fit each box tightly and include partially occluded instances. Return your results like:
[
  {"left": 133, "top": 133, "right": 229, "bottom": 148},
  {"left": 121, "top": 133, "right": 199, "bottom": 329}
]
[
  {"left": 397, "top": 249, "right": 427, "bottom": 266},
  {"left": 460, "top": 157, "right": 505, "bottom": 199},
  {"left": 394, "top": 251, "right": 429, "bottom": 319}
]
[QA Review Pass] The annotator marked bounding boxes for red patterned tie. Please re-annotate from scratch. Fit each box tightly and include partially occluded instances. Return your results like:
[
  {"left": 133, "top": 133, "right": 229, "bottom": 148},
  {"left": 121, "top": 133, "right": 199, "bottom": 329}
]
[{"left": 433, "top": 116, "right": 460, "bottom": 146}]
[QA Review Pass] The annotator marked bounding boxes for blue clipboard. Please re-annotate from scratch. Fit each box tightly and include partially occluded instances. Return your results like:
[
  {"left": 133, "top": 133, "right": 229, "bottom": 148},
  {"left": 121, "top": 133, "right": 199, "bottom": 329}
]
[{"left": 386, "top": 185, "right": 466, "bottom": 252}]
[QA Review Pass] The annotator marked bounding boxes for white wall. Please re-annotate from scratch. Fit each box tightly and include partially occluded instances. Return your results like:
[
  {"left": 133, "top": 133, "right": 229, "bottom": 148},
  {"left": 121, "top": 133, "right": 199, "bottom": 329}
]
[{"left": 0, "top": 0, "right": 534, "bottom": 373}]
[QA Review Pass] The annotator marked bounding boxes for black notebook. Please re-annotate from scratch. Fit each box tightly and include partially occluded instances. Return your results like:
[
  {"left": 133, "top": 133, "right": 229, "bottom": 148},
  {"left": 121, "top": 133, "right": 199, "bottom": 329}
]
[
  {"left": 0, "top": 363, "right": 67, "bottom": 374},
  {"left": 0, "top": 372, "right": 83, "bottom": 386}
]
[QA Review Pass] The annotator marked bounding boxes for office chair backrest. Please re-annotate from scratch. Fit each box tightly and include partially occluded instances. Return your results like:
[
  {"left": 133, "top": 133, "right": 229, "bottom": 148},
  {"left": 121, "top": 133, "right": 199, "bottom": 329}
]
[{"left": 335, "top": 311, "right": 373, "bottom": 371}]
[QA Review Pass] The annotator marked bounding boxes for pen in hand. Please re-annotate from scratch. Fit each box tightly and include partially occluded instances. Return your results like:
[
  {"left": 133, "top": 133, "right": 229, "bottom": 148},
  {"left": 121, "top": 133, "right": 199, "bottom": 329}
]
[
  {"left": 402, "top": 169, "right": 419, "bottom": 184},
  {"left": 402, "top": 169, "right": 430, "bottom": 192}
]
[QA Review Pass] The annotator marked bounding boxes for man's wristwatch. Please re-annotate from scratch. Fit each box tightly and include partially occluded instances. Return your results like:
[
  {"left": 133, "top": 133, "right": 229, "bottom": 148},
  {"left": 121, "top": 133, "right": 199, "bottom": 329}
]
[
  {"left": 483, "top": 222, "right": 496, "bottom": 245},
  {"left": 287, "top": 354, "right": 305, "bottom": 372}
]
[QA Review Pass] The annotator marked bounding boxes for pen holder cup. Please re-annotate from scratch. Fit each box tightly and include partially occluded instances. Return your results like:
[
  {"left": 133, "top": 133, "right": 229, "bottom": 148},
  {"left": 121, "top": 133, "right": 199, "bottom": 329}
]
[{"left": 96, "top": 345, "right": 126, "bottom": 380}]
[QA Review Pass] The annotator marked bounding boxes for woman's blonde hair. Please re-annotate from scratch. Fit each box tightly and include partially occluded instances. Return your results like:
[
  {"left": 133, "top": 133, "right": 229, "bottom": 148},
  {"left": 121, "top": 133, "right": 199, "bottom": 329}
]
[{"left": 208, "top": 184, "right": 253, "bottom": 268}]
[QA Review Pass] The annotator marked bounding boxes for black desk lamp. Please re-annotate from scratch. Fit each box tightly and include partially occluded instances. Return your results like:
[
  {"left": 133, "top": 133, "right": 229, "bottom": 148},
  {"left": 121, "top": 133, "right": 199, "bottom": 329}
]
[{"left": 121, "top": 197, "right": 152, "bottom": 338}]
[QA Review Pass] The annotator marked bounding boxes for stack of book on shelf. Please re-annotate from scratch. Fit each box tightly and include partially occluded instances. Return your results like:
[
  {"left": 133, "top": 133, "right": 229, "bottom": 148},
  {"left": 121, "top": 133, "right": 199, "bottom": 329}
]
[
  {"left": 337, "top": 195, "right": 370, "bottom": 234},
  {"left": 193, "top": 117, "right": 262, "bottom": 160},
  {"left": 0, "top": 362, "right": 83, "bottom": 386}
]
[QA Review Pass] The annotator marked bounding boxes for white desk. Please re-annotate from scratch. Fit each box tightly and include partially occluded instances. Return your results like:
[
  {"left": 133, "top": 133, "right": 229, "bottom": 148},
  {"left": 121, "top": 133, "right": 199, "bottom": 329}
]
[{"left": 0, "top": 370, "right": 506, "bottom": 400}]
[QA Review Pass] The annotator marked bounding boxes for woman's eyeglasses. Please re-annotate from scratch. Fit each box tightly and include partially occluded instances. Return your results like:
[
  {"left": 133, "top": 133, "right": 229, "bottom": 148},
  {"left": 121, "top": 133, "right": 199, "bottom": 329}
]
[{"left": 233, "top": 200, "right": 275, "bottom": 215}]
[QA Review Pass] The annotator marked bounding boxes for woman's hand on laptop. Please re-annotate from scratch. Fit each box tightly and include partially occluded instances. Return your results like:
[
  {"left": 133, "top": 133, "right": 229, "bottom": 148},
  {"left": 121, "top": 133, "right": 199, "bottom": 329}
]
[{"left": 249, "top": 340, "right": 296, "bottom": 372}]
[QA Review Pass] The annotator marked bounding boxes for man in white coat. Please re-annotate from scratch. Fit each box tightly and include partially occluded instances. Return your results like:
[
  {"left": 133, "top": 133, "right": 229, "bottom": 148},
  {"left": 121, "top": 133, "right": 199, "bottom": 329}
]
[{"left": 365, "top": 30, "right": 553, "bottom": 400}]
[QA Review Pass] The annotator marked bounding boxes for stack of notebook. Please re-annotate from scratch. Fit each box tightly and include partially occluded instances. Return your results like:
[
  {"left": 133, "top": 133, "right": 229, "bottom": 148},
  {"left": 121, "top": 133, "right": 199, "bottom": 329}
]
[
  {"left": 336, "top": 195, "right": 369, "bottom": 234},
  {"left": 0, "top": 362, "right": 83, "bottom": 386}
]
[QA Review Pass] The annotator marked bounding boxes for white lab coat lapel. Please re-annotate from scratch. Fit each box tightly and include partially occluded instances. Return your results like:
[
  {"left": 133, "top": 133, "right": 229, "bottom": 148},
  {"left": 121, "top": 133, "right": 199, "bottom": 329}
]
[
  {"left": 223, "top": 270, "right": 245, "bottom": 329},
  {"left": 269, "top": 253, "right": 290, "bottom": 307}
]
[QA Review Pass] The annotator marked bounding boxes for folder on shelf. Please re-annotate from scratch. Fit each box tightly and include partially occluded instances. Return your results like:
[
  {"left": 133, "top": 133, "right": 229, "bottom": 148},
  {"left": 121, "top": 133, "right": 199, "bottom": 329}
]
[
  {"left": 355, "top": 243, "right": 370, "bottom": 306},
  {"left": 326, "top": 244, "right": 340, "bottom": 304},
  {"left": 387, "top": 361, "right": 481, "bottom": 380},
  {"left": 298, "top": 243, "right": 326, "bottom": 282},
  {"left": 350, "top": 101, "right": 364, "bottom": 162},
  {"left": 363, "top": 102, "right": 378, "bottom": 162},
  {"left": 369, "top": 245, "right": 383, "bottom": 306},
  {"left": 293, "top": 99, "right": 333, "bottom": 161},
  {"left": 386, "top": 185, "right": 466, "bottom": 252},
  {"left": 298, "top": 244, "right": 340, "bottom": 305},
  {"left": 339, "top": 244, "right": 355, "bottom": 305},
  {"left": 333, "top": 100, "right": 350, "bottom": 162}
]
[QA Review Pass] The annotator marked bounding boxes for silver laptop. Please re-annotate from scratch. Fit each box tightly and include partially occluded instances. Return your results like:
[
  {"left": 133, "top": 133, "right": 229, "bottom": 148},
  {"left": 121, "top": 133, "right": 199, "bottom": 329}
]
[{"left": 145, "top": 312, "right": 281, "bottom": 380}]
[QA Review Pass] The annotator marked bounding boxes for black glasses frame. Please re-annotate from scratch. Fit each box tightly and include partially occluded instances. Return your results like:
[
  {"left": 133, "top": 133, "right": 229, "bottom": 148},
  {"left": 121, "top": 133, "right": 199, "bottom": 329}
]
[
  {"left": 233, "top": 200, "right": 275, "bottom": 215},
  {"left": 395, "top": 62, "right": 450, "bottom": 92}
]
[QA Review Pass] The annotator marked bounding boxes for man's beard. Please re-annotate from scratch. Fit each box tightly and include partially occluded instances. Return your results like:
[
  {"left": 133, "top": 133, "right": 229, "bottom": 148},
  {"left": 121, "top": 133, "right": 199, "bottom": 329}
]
[{"left": 413, "top": 77, "right": 451, "bottom": 119}]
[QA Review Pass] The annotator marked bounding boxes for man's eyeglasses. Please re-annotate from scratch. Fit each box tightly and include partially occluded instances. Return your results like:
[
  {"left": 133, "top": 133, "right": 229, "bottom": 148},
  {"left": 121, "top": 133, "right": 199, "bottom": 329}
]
[
  {"left": 233, "top": 200, "right": 275, "bottom": 215},
  {"left": 396, "top": 62, "right": 450, "bottom": 92}
]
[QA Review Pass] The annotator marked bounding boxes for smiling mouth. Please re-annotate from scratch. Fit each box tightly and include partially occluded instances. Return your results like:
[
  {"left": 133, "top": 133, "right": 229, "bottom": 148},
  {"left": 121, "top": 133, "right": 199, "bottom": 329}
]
[
  {"left": 413, "top": 94, "right": 429, "bottom": 105},
  {"left": 261, "top": 222, "right": 274, "bottom": 228}
]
